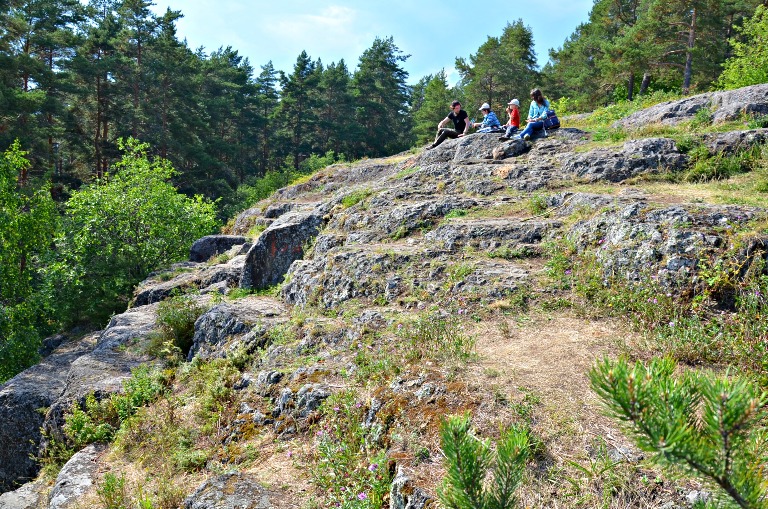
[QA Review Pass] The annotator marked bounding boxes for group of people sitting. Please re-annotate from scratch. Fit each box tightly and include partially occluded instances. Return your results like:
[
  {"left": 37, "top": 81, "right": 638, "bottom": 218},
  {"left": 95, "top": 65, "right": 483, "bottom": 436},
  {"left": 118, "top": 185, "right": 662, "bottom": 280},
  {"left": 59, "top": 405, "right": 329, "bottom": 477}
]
[{"left": 427, "top": 88, "right": 551, "bottom": 150}]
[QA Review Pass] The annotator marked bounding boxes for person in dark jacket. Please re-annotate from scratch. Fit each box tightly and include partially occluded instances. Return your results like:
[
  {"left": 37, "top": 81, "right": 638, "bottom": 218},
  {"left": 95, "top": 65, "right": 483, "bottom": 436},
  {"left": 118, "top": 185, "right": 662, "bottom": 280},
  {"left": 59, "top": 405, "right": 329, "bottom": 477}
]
[{"left": 427, "top": 100, "right": 471, "bottom": 149}]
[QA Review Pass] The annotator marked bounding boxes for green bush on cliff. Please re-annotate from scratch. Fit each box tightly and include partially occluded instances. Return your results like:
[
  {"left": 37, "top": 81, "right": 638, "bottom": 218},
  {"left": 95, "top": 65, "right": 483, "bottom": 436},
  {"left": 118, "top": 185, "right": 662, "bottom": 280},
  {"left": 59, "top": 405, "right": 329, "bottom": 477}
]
[{"left": 46, "top": 138, "right": 218, "bottom": 325}]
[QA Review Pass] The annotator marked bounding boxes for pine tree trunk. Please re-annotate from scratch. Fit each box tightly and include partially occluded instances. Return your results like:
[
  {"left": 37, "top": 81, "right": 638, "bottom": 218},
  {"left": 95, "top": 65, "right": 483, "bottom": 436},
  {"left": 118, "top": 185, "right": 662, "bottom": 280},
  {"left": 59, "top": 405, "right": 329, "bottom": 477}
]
[
  {"left": 628, "top": 72, "right": 635, "bottom": 101},
  {"left": 683, "top": 7, "right": 696, "bottom": 94},
  {"left": 640, "top": 73, "right": 651, "bottom": 95}
]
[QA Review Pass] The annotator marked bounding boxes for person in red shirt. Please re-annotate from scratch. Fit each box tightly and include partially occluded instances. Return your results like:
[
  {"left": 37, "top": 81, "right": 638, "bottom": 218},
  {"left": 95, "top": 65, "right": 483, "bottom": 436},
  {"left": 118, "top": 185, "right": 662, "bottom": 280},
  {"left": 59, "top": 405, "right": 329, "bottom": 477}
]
[{"left": 500, "top": 99, "right": 521, "bottom": 139}]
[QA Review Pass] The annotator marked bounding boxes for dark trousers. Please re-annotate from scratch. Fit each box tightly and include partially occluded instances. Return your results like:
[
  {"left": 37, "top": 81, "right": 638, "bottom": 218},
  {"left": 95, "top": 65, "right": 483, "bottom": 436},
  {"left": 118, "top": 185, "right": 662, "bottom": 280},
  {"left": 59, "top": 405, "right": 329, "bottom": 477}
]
[{"left": 432, "top": 128, "right": 460, "bottom": 148}]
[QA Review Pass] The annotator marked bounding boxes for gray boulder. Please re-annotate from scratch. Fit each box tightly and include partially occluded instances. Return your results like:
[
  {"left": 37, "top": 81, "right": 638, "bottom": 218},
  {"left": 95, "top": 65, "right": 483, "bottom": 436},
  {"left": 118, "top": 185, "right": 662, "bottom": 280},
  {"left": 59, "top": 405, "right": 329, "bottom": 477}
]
[
  {"left": 188, "top": 297, "right": 287, "bottom": 361},
  {"left": 561, "top": 138, "right": 688, "bottom": 182},
  {"left": 240, "top": 211, "right": 324, "bottom": 290},
  {"left": 48, "top": 443, "right": 105, "bottom": 509},
  {"left": 190, "top": 235, "right": 249, "bottom": 262},
  {"left": 0, "top": 479, "right": 46, "bottom": 509},
  {"left": 134, "top": 255, "right": 246, "bottom": 306},
  {"left": 613, "top": 83, "right": 768, "bottom": 128},
  {"left": 183, "top": 472, "right": 276, "bottom": 509},
  {"left": 390, "top": 467, "right": 434, "bottom": 509},
  {"left": 0, "top": 335, "right": 94, "bottom": 493}
]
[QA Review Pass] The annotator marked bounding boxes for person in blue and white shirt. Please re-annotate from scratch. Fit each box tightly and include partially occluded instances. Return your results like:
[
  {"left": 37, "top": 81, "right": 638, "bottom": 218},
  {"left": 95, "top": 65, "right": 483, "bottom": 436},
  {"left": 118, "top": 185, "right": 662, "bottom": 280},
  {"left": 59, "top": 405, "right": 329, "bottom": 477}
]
[
  {"left": 472, "top": 103, "right": 501, "bottom": 132},
  {"left": 518, "top": 88, "right": 550, "bottom": 141}
]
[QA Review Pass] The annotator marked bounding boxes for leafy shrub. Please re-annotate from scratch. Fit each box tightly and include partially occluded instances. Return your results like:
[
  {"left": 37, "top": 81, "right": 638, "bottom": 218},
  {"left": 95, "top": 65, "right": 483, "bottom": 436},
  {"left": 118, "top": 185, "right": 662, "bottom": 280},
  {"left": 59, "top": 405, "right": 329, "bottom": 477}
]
[
  {"left": 591, "top": 357, "right": 768, "bottom": 509},
  {"left": 97, "top": 473, "right": 129, "bottom": 509},
  {"left": 48, "top": 138, "right": 218, "bottom": 325},
  {"left": 718, "top": 5, "right": 768, "bottom": 90},
  {"left": 438, "top": 413, "right": 530, "bottom": 509},
  {"left": 154, "top": 296, "right": 208, "bottom": 357}
]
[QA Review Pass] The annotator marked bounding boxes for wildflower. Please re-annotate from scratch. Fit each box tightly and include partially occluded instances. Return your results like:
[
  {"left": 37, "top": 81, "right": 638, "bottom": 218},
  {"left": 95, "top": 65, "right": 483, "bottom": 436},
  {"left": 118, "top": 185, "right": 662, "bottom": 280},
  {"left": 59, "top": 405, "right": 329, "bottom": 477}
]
[
  {"left": 653, "top": 298, "right": 658, "bottom": 304},
  {"left": 286, "top": 450, "right": 293, "bottom": 458},
  {"left": 565, "top": 269, "right": 572, "bottom": 275},
  {"left": 358, "top": 492, "right": 368, "bottom": 500},
  {"left": 333, "top": 406, "right": 340, "bottom": 412},
  {"left": 355, "top": 402, "right": 362, "bottom": 408},
  {"left": 368, "top": 463, "right": 378, "bottom": 471}
]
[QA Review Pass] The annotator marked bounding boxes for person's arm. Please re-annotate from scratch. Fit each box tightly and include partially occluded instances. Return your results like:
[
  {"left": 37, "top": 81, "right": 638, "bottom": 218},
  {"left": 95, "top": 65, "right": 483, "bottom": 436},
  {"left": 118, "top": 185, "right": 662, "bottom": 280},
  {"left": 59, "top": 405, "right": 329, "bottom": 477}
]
[
  {"left": 458, "top": 113, "right": 471, "bottom": 136},
  {"left": 437, "top": 116, "right": 450, "bottom": 129}
]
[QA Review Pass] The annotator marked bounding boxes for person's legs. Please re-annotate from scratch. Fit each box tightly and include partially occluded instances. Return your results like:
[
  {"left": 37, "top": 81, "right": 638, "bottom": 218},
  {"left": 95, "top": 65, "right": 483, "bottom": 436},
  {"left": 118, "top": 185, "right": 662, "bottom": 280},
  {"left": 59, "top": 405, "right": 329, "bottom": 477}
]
[
  {"left": 430, "top": 128, "right": 458, "bottom": 149},
  {"left": 504, "top": 125, "right": 518, "bottom": 138},
  {"left": 519, "top": 121, "right": 543, "bottom": 140}
]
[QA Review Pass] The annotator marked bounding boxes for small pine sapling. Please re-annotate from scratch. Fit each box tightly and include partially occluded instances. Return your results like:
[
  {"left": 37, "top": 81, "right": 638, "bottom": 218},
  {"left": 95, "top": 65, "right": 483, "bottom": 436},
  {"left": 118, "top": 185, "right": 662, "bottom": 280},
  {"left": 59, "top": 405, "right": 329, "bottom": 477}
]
[
  {"left": 438, "top": 414, "right": 530, "bottom": 509},
  {"left": 590, "top": 357, "right": 768, "bottom": 509}
]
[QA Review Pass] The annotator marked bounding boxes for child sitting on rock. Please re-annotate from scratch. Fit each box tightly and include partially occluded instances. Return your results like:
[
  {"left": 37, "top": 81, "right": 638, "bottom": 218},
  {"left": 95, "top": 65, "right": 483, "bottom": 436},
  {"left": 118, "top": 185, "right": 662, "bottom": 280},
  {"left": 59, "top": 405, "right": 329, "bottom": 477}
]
[
  {"left": 500, "top": 99, "right": 520, "bottom": 139},
  {"left": 473, "top": 103, "right": 502, "bottom": 133}
]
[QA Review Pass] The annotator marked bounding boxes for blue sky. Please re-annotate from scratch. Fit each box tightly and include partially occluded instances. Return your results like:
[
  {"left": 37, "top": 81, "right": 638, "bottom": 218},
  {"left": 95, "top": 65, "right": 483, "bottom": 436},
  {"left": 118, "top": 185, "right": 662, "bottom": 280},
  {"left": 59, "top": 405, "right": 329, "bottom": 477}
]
[{"left": 149, "top": 0, "right": 595, "bottom": 85}]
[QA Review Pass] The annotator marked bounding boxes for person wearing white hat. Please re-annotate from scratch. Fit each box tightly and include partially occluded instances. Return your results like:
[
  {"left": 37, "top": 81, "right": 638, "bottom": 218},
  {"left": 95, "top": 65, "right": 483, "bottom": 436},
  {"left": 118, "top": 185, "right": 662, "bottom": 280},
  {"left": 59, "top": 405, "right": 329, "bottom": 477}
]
[
  {"left": 472, "top": 103, "right": 501, "bottom": 132},
  {"left": 500, "top": 99, "right": 521, "bottom": 139}
]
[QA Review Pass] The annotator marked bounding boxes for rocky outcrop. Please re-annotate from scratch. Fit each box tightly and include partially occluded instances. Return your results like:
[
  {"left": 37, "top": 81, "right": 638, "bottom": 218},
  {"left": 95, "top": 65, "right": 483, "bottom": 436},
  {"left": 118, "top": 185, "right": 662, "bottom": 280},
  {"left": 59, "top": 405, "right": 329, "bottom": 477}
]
[
  {"left": 569, "top": 202, "right": 758, "bottom": 290},
  {"left": 189, "top": 235, "right": 249, "bottom": 262},
  {"left": 188, "top": 297, "right": 287, "bottom": 360},
  {"left": 0, "top": 335, "right": 94, "bottom": 493},
  {"left": 612, "top": 83, "right": 768, "bottom": 128},
  {"left": 240, "top": 210, "right": 324, "bottom": 290},
  {"left": 48, "top": 443, "right": 105, "bottom": 509},
  {"left": 0, "top": 479, "right": 46, "bottom": 509},
  {"left": 560, "top": 138, "right": 688, "bottom": 181},
  {"left": 183, "top": 473, "right": 277, "bottom": 509},
  {"left": 390, "top": 467, "right": 435, "bottom": 509},
  {"left": 134, "top": 255, "right": 246, "bottom": 306}
]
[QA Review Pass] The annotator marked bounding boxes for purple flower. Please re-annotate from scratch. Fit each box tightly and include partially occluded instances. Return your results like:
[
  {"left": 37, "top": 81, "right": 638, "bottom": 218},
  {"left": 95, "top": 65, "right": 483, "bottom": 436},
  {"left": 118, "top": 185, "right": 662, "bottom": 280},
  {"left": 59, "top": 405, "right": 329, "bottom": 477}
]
[
  {"left": 357, "top": 492, "right": 368, "bottom": 501},
  {"left": 355, "top": 402, "right": 362, "bottom": 408},
  {"left": 368, "top": 463, "right": 378, "bottom": 471},
  {"left": 565, "top": 269, "right": 572, "bottom": 275},
  {"left": 333, "top": 406, "right": 340, "bottom": 412}
]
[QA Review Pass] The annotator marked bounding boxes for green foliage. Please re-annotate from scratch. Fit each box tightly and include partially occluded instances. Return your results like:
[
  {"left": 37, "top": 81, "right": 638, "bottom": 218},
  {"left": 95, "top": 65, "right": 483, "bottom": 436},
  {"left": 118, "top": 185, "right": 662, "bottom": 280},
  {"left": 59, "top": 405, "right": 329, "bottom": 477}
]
[
  {"left": 438, "top": 413, "right": 530, "bottom": 509},
  {"left": 718, "top": 5, "right": 768, "bottom": 90},
  {"left": 64, "top": 393, "right": 118, "bottom": 447},
  {"left": 49, "top": 138, "right": 218, "bottom": 324},
  {"left": 62, "top": 365, "right": 168, "bottom": 450},
  {"left": 684, "top": 145, "right": 763, "bottom": 182},
  {"left": 591, "top": 357, "right": 768, "bottom": 508},
  {"left": 151, "top": 296, "right": 208, "bottom": 358},
  {"left": 341, "top": 188, "right": 373, "bottom": 209},
  {"left": 397, "top": 309, "right": 476, "bottom": 363},
  {"left": 97, "top": 472, "right": 129, "bottom": 509},
  {"left": 0, "top": 140, "right": 58, "bottom": 381},
  {"left": 456, "top": 20, "right": 539, "bottom": 114},
  {"left": 310, "top": 391, "right": 392, "bottom": 508}
]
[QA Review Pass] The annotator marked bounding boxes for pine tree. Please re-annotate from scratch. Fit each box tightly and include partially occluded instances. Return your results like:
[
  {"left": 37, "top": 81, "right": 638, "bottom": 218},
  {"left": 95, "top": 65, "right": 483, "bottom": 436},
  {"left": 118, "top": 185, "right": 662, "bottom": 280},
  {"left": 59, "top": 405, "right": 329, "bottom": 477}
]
[
  {"left": 412, "top": 70, "right": 454, "bottom": 145},
  {"left": 591, "top": 357, "right": 768, "bottom": 509},
  {"left": 456, "top": 21, "right": 539, "bottom": 114},
  {"left": 351, "top": 36, "right": 411, "bottom": 158},
  {"left": 277, "top": 50, "right": 320, "bottom": 170},
  {"left": 438, "top": 414, "right": 530, "bottom": 509}
]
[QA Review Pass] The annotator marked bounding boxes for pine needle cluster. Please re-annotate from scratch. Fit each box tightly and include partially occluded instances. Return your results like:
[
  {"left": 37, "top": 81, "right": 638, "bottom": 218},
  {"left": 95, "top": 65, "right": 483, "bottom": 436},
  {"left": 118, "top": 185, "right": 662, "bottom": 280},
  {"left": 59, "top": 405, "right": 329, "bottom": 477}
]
[
  {"left": 438, "top": 414, "right": 530, "bottom": 509},
  {"left": 590, "top": 357, "right": 768, "bottom": 509}
]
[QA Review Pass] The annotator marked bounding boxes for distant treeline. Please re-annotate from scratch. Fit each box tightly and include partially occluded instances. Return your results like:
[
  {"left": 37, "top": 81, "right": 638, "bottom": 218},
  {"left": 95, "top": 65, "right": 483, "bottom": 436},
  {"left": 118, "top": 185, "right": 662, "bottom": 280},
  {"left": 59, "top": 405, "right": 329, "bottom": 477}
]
[{"left": 1, "top": 0, "right": 766, "bottom": 208}]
